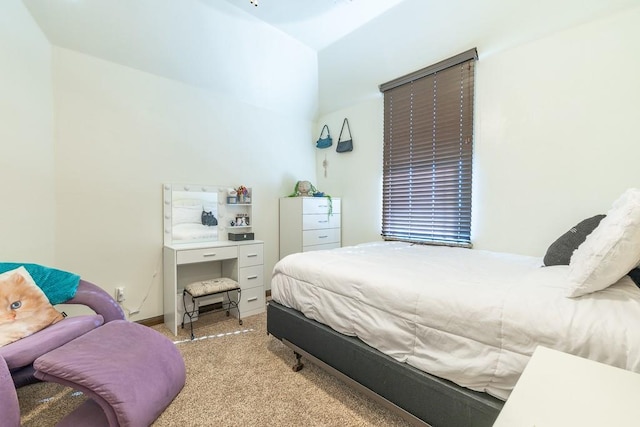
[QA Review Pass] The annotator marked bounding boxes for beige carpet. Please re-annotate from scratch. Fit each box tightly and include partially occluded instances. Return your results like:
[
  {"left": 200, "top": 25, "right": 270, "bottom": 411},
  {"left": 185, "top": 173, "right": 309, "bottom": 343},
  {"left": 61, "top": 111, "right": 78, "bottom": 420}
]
[{"left": 18, "top": 311, "right": 411, "bottom": 426}]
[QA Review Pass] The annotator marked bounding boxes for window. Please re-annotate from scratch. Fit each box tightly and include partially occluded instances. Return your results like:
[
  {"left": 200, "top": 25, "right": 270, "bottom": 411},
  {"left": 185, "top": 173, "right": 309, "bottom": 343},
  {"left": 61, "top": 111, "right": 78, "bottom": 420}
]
[{"left": 380, "top": 49, "right": 477, "bottom": 247}]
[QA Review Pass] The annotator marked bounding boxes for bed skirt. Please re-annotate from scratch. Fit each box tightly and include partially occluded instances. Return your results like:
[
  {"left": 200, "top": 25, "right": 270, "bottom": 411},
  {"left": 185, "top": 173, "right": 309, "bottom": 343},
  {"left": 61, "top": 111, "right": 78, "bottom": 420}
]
[{"left": 267, "top": 301, "right": 503, "bottom": 427}]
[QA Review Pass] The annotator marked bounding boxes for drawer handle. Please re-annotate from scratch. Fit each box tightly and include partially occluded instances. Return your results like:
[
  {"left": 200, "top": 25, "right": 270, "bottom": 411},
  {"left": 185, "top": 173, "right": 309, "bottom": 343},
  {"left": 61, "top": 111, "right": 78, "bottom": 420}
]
[
  {"left": 318, "top": 204, "right": 327, "bottom": 208},
  {"left": 202, "top": 253, "right": 217, "bottom": 257},
  {"left": 247, "top": 254, "right": 258, "bottom": 258},
  {"left": 246, "top": 275, "right": 258, "bottom": 280},
  {"left": 247, "top": 297, "right": 258, "bottom": 302},
  {"left": 318, "top": 220, "right": 328, "bottom": 223},
  {"left": 318, "top": 235, "right": 328, "bottom": 239}
]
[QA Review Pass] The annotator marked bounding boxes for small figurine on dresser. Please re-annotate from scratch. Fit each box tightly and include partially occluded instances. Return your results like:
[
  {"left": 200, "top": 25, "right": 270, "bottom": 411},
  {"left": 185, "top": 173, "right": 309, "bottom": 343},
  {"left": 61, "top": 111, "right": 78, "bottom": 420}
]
[{"left": 289, "top": 180, "right": 327, "bottom": 197}]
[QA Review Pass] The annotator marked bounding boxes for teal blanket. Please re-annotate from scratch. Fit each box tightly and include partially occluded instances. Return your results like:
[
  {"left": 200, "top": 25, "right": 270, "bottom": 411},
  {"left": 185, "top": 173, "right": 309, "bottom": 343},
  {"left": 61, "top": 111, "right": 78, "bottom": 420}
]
[{"left": 0, "top": 263, "right": 80, "bottom": 305}]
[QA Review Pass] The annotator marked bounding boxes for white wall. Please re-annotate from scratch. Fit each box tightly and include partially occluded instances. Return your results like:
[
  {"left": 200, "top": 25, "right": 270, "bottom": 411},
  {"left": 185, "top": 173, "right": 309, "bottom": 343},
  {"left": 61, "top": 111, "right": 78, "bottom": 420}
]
[
  {"left": 314, "top": 100, "right": 384, "bottom": 246},
  {"left": 473, "top": 7, "right": 640, "bottom": 255},
  {"left": 0, "top": 1, "right": 55, "bottom": 263},
  {"left": 50, "top": 45, "right": 316, "bottom": 319},
  {"left": 2, "top": 1, "right": 317, "bottom": 321},
  {"left": 318, "top": 5, "right": 640, "bottom": 256},
  {"left": 24, "top": 0, "right": 319, "bottom": 120}
]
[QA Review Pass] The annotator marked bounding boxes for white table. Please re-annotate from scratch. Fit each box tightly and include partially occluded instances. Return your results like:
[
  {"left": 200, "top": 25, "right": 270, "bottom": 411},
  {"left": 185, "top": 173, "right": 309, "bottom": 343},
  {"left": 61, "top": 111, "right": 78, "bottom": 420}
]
[{"left": 493, "top": 346, "right": 640, "bottom": 427}]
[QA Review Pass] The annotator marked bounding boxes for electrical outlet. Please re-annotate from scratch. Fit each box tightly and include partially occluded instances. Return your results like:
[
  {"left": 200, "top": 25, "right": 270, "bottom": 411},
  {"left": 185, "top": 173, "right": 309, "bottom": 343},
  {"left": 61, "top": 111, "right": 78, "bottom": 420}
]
[{"left": 116, "top": 287, "right": 125, "bottom": 302}]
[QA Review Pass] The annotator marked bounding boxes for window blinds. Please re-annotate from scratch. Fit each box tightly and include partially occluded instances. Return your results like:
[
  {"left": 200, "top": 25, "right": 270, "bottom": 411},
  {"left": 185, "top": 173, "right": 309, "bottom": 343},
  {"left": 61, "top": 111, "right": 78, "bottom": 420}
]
[{"left": 380, "top": 49, "right": 477, "bottom": 246}]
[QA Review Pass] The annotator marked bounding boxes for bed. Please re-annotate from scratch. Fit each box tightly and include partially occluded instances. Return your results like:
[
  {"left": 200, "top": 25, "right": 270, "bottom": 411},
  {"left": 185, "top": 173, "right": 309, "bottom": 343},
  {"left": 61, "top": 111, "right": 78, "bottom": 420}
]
[{"left": 268, "top": 236, "right": 640, "bottom": 426}]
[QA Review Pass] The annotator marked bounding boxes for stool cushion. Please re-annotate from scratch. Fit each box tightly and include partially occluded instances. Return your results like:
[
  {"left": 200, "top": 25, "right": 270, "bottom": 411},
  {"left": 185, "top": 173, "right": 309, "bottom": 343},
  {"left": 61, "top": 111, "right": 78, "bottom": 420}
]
[
  {"left": 34, "top": 320, "right": 185, "bottom": 427},
  {"left": 185, "top": 277, "right": 239, "bottom": 297}
]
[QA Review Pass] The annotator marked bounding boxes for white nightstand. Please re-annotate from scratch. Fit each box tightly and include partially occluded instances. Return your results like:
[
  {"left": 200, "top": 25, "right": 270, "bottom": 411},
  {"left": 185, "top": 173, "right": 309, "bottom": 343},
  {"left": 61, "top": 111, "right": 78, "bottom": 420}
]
[{"left": 493, "top": 346, "right": 640, "bottom": 427}]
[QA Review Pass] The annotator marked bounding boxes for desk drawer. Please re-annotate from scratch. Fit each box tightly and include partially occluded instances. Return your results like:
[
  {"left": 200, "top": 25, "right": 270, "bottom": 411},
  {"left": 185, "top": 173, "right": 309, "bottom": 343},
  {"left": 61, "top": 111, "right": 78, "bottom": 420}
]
[
  {"left": 239, "top": 265, "right": 263, "bottom": 289},
  {"left": 303, "top": 228, "right": 340, "bottom": 246},
  {"left": 303, "top": 213, "right": 341, "bottom": 230},
  {"left": 176, "top": 246, "right": 237, "bottom": 265},
  {"left": 239, "top": 243, "right": 263, "bottom": 267},
  {"left": 239, "top": 286, "right": 266, "bottom": 315}
]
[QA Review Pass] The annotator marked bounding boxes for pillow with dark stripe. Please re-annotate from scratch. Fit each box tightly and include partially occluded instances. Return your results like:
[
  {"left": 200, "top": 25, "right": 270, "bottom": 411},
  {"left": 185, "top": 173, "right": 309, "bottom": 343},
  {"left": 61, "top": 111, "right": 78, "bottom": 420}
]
[
  {"left": 628, "top": 268, "right": 640, "bottom": 288},
  {"left": 543, "top": 215, "right": 605, "bottom": 266}
]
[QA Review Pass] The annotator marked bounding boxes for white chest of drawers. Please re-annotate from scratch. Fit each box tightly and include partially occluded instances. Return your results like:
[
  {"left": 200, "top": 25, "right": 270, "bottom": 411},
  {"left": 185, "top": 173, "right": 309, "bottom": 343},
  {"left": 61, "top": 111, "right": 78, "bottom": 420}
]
[{"left": 279, "top": 197, "right": 341, "bottom": 259}]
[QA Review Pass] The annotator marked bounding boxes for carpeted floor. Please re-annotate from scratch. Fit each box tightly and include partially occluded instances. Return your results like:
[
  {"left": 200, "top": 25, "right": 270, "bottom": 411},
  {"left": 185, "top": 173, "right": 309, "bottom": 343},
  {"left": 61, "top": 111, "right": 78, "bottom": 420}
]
[{"left": 18, "top": 311, "right": 412, "bottom": 426}]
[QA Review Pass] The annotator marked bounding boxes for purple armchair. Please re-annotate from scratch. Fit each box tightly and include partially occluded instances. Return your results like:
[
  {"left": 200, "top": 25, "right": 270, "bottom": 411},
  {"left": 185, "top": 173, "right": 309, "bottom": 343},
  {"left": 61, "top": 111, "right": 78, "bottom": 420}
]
[
  {"left": 0, "top": 279, "right": 125, "bottom": 388},
  {"left": 1, "top": 301, "right": 185, "bottom": 427},
  {"left": 0, "top": 355, "right": 20, "bottom": 427}
]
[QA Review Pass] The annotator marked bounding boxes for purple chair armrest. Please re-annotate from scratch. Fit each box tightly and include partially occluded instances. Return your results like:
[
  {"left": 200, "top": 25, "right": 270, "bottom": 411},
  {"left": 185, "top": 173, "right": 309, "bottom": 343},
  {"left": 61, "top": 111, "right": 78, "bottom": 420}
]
[
  {"left": 65, "top": 280, "right": 125, "bottom": 323},
  {"left": 0, "top": 356, "right": 21, "bottom": 427}
]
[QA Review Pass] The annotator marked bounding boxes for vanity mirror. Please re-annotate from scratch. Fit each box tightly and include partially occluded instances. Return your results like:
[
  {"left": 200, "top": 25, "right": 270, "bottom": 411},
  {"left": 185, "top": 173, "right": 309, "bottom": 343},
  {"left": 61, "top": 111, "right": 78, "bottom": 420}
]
[
  {"left": 163, "top": 183, "right": 254, "bottom": 246},
  {"left": 163, "top": 184, "right": 222, "bottom": 246}
]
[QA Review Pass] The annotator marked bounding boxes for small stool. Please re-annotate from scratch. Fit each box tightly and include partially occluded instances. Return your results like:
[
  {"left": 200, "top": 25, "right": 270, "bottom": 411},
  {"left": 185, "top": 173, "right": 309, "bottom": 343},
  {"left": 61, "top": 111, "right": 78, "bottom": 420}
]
[
  {"left": 182, "top": 277, "right": 242, "bottom": 340},
  {"left": 33, "top": 320, "right": 186, "bottom": 427}
]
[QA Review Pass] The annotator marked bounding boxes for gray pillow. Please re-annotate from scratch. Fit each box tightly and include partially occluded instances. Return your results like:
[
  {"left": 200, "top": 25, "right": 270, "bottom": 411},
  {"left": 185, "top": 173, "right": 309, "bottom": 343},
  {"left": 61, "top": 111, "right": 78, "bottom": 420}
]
[
  {"left": 543, "top": 215, "right": 605, "bottom": 266},
  {"left": 628, "top": 268, "right": 640, "bottom": 288}
]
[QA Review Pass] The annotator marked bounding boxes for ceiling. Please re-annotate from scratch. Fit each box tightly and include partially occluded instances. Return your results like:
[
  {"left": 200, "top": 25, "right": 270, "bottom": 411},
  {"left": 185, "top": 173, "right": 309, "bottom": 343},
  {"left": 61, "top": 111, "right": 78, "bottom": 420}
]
[
  {"left": 216, "top": 0, "right": 405, "bottom": 50},
  {"left": 22, "top": 0, "right": 640, "bottom": 116}
]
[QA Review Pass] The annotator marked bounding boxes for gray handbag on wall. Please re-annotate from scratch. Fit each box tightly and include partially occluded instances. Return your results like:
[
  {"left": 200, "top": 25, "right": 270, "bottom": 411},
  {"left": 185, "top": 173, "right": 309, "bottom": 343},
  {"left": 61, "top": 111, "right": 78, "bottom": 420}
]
[{"left": 336, "top": 118, "right": 353, "bottom": 153}]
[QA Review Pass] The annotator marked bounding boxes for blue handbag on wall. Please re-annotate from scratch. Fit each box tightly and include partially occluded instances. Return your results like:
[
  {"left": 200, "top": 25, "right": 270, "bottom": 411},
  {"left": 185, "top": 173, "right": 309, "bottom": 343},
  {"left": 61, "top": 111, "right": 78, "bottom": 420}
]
[{"left": 316, "top": 124, "right": 332, "bottom": 149}]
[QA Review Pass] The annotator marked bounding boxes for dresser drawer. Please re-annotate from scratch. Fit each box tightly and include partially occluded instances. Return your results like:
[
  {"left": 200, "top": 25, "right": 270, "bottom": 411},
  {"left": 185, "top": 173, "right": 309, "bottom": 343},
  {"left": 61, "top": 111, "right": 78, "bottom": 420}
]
[
  {"left": 239, "top": 286, "right": 266, "bottom": 315},
  {"left": 302, "top": 242, "right": 341, "bottom": 252},
  {"left": 176, "top": 246, "right": 238, "bottom": 265},
  {"left": 302, "top": 228, "right": 340, "bottom": 246},
  {"left": 302, "top": 213, "right": 341, "bottom": 230},
  {"left": 238, "top": 265, "right": 263, "bottom": 289},
  {"left": 239, "top": 243, "right": 263, "bottom": 267},
  {"left": 302, "top": 197, "right": 340, "bottom": 214}
]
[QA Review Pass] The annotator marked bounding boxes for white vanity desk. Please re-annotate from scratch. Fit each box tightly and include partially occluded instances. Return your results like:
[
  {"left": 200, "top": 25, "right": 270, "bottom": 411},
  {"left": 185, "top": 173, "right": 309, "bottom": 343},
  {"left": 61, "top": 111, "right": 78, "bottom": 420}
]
[
  {"left": 162, "top": 183, "right": 265, "bottom": 336},
  {"left": 163, "top": 240, "right": 265, "bottom": 335}
]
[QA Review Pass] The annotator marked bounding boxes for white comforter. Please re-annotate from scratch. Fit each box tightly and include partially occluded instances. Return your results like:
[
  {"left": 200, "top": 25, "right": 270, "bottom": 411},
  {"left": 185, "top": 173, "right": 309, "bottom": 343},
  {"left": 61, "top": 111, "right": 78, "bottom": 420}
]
[{"left": 271, "top": 241, "right": 640, "bottom": 400}]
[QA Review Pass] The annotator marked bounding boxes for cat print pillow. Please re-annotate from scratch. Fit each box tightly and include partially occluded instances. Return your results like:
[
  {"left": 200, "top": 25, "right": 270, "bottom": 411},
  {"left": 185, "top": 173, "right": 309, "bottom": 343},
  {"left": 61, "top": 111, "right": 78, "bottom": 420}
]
[{"left": 0, "top": 266, "right": 65, "bottom": 347}]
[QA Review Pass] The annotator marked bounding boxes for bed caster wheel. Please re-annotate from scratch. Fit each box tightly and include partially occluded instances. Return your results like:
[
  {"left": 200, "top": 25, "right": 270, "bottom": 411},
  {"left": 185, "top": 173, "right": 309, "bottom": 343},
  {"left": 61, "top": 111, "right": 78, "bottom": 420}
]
[
  {"left": 239, "top": 319, "right": 243, "bottom": 325},
  {"left": 226, "top": 310, "right": 230, "bottom": 317},
  {"left": 292, "top": 352, "right": 304, "bottom": 372}
]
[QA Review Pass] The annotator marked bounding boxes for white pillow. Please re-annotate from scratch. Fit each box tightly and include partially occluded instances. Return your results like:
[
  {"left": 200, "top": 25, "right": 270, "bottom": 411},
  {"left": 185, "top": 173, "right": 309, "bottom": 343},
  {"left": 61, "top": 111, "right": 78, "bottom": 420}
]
[
  {"left": 172, "top": 205, "right": 202, "bottom": 225},
  {"left": 567, "top": 188, "right": 640, "bottom": 297}
]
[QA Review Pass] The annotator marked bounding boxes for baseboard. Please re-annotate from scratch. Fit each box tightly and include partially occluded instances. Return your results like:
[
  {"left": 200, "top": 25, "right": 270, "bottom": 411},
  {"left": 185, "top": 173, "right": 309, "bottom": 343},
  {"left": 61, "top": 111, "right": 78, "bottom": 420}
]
[{"left": 136, "top": 315, "right": 164, "bottom": 327}]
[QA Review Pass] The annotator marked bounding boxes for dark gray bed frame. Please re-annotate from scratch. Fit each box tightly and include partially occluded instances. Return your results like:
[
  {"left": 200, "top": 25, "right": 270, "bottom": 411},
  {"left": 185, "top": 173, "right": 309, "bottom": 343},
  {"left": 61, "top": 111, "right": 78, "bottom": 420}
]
[{"left": 267, "top": 301, "right": 504, "bottom": 427}]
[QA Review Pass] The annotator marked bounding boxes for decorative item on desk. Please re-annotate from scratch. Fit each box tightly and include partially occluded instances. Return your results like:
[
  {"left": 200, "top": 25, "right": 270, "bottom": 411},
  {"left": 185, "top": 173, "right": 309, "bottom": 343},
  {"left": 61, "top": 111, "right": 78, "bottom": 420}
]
[
  {"left": 236, "top": 185, "right": 249, "bottom": 203},
  {"left": 201, "top": 211, "right": 218, "bottom": 226},
  {"left": 315, "top": 124, "right": 332, "bottom": 149},
  {"left": 227, "top": 188, "right": 237, "bottom": 204},
  {"left": 229, "top": 232, "right": 254, "bottom": 241},
  {"left": 336, "top": 118, "right": 353, "bottom": 153}
]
